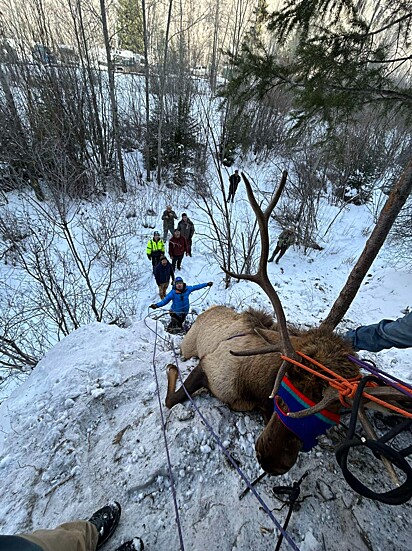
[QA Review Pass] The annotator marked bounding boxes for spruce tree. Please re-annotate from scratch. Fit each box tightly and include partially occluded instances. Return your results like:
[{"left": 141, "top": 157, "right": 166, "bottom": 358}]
[
  {"left": 116, "top": 0, "right": 144, "bottom": 53},
  {"left": 227, "top": 0, "right": 412, "bottom": 117}
]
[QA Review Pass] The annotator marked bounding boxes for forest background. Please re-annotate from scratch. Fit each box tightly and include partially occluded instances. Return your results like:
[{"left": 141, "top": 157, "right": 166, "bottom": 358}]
[{"left": 1, "top": 0, "right": 412, "bottom": 393}]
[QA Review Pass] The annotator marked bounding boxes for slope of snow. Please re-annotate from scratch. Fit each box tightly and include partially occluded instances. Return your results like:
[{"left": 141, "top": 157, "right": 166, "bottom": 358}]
[{"left": 0, "top": 191, "right": 411, "bottom": 550}]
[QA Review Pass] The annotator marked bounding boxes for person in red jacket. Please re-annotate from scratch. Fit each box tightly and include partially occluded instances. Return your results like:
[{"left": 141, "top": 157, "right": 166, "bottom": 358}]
[{"left": 168, "top": 228, "right": 187, "bottom": 271}]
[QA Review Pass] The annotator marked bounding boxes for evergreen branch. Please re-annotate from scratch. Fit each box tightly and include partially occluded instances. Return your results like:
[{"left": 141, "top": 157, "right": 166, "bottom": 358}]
[{"left": 360, "top": 11, "right": 412, "bottom": 38}]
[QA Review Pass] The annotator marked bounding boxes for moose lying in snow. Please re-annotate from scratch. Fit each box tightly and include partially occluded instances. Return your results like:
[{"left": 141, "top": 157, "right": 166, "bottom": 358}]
[
  {"left": 166, "top": 171, "right": 411, "bottom": 484},
  {"left": 166, "top": 305, "right": 358, "bottom": 475}
]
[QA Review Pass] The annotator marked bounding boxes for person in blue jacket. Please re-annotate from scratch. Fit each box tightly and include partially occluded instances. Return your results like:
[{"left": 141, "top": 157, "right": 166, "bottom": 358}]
[
  {"left": 345, "top": 311, "right": 412, "bottom": 352},
  {"left": 150, "top": 276, "right": 213, "bottom": 328}
]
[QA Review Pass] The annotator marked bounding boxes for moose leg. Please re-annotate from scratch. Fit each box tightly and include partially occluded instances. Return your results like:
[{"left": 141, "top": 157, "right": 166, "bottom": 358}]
[{"left": 165, "top": 363, "right": 209, "bottom": 409}]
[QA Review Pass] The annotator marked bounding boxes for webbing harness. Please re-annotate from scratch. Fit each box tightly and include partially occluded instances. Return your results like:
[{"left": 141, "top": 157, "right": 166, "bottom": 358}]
[
  {"left": 335, "top": 375, "right": 412, "bottom": 505},
  {"left": 274, "top": 376, "right": 340, "bottom": 452}
]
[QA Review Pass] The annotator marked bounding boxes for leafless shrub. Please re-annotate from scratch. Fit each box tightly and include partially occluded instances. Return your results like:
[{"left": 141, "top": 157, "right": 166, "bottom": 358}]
[{"left": 0, "top": 191, "right": 144, "bottom": 383}]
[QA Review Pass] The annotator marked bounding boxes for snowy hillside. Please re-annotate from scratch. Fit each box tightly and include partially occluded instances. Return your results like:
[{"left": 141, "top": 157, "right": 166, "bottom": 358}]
[{"left": 0, "top": 193, "right": 411, "bottom": 551}]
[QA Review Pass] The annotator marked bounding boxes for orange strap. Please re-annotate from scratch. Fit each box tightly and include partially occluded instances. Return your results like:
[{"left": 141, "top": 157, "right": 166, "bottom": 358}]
[{"left": 280, "top": 352, "right": 412, "bottom": 419}]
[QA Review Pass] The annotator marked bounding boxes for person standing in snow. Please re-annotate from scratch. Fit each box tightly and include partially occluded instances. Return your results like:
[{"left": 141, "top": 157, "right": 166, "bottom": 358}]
[
  {"left": 177, "top": 213, "right": 195, "bottom": 257},
  {"left": 154, "top": 255, "right": 175, "bottom": 299},
  {"left": 169, "top": 228, "right": 187, "bottom": 271},
  {"left": 344, "top": 311, "right": 412, "bottom": 352},
  {"left": 161, "top": 205, "right": 178, "bottom": 241},
  {"left": 146, "top": 231, "right": 165, "bottom": 274},
  {"left": 150, "top": 276, "right": 213, "bottom": 330},
  {"left": 227, "top": 169, "right": 241, "bottom": 203},
  {"left": 0, "top": 501, "right": 143, "bottom": 551},
  {"left": 268, "top": 228, "right": 295, "bottom": 264}
]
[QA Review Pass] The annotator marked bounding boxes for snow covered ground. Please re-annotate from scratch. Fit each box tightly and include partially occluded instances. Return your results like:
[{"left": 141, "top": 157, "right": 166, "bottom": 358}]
[{"left": 0, "top": 184, "right": 411, "bottom": 550}]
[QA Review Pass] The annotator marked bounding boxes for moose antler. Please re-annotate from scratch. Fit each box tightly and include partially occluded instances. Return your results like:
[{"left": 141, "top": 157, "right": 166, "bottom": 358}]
[
  {"left": 285, "top": 383, "right": 410, "bottom": 487},
  {"left": 230, "top": 327, "right": 283, "bottom": 356},
  {"left": 286, "top": 387, "right": 340, "bottom": 418},
  {"left": 224, "top": 171, "right": 297, "bottom": 398},
  {"left": 286, "top": 385, "right": 412, "bottom": 418},
  {"left": 230, "top": 346, "right": 282, "bottom": 357}
]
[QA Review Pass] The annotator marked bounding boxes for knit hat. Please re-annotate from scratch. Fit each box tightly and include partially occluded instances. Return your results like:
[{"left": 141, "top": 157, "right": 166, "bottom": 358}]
[
  {"left": 175, "top": 276, "right": 184, "bottom": 283},
  {"left": 159, "top": 255, "right": 166, "bottom": 261},
  {"left": 154, "top": 230, "right": 160, "bottom": 236},
  {"left": 182, "top": 213, "right": 187, "bottom": 217}
]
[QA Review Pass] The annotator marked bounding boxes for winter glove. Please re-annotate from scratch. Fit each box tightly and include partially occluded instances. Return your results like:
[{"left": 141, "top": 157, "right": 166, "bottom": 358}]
[
  {"left": 207, "top": 281, "right": 213, "bottom": 287},
  {"left": 147, "top": 254, "right": 152, "bottom": 260},
  {"left": 150, "top": 304, "right": 158, "bottom": 309}
]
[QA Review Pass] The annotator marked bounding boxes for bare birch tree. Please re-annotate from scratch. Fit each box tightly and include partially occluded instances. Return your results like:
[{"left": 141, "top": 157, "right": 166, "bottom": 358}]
[{"left": 99, "top": 0, "right": 127, "bottom": 192}]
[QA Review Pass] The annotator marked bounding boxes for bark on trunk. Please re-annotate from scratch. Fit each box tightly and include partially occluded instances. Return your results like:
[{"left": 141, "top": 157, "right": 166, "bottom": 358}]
[
  {"left": 99, "top": 0, "right": 127, "bottom": 193},
  {"left": 156, "top": 0, "right": 173, "bottom": 185},
  {"left": 142, "top": 0, "right": 151, "bottom": 182}
]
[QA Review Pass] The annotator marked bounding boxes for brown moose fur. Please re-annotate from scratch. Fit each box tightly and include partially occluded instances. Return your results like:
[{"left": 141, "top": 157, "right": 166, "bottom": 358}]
[
  {"left": 166, "top": 306, "right": 357, "bottom": 475},
  {"left": 180, "top": 305, "right": 275, "bottom": 360}
]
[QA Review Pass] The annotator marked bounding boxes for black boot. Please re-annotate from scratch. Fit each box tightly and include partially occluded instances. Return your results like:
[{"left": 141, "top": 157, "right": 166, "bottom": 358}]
[
  {"left": 268, "top": 256, "right": 274, "bottom": 263},
  {"left": 115, "top": 538, "right": 144, "bottom": 550},
  {"left": 88, "top": 502, "right": 121, "bottom": 549}
]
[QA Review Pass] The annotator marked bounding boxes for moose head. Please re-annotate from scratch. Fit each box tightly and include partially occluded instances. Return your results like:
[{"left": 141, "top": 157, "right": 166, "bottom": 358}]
[{"left": 165, "top": 171, "right": 410, "bottom": 478}]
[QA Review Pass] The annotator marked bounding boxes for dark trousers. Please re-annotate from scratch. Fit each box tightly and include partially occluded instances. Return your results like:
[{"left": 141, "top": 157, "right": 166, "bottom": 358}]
[
  {"left": 163, "top": 227, "right": 174, "bottom": 240},
  {"left": 151, "top": 255, "right": 162, "bottom": 274},
  {"left": 170, "top": 312, "right": 187, "bottom": 327},
  {"left": 269, "top": 245, "right": 288, "bottom": 263},
  {"left": 227, "top": 185, "right": 238, "bottom": 203},
  {"left": 171, "top": 255, "right": 183, "bottom": 270}
]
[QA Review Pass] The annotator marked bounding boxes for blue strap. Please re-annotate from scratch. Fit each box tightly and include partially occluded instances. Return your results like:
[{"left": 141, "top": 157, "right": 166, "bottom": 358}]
[{"left": 274, "top": 379, "right": 339, "bottom": 452}]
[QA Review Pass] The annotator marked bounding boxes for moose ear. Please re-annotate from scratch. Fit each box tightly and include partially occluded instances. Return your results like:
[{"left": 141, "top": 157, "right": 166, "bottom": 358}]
[{"left": 254, "top": 327, "right": 282, "bottom": 347}]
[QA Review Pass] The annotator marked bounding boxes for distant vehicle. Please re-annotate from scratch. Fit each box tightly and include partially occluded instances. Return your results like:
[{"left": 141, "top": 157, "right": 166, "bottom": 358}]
[
  {"left": 56, "top": 44, "right": 79, "bottom": 66},
  {"left": 191, "top": 65, "right": 208, "bottom": 78},
  {"left": 113, "top": 49, "right": 144, "bottom": 73}
]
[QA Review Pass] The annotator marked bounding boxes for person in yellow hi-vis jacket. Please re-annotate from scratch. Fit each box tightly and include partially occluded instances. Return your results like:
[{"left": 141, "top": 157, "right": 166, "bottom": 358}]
[{"left": 146, "top": 231, "right": 165, "bottom": 274}]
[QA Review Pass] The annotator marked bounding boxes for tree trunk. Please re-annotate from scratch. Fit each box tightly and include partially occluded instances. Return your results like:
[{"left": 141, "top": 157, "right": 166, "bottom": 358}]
[
  {"left": 156, "top": 0, "right": 173, "bottom": 185},
  {"left": 321, "top": 160, "right": 412, "bottom": 331},
  {"left": 0, "top": 64, "right": 44, "bottom": 201},
  {"left": 141, "top": 0, "right": 151, "bottom": 182},
  {"left": 99, "top": 0, "right": 127, "bottom": 193},
  {"left": 71, "top": 0, "right": 108, "bottom": 177},
  {"left": 209, "top": 1, "right": 220, "bottom": 94}
]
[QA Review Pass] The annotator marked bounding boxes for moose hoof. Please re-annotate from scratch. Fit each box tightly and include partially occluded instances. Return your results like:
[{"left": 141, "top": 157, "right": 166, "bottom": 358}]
[
  {"left": 165, "top": 364, "right": 180, "bottom": 409},
  {"left": 166, "top": 363, "right": 178, "bottom": 375}
]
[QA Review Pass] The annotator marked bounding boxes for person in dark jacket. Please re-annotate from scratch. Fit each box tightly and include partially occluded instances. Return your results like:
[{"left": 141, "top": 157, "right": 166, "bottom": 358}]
[
  {"left": 161, "top": 205, "right": 178, "bottom": 240},
  {"left": 268, "top": 228, "right": 295, "bottom": 264},
  {"left": 150, "top": 276, "right": 213, "bottom": 329},
  {"left": 154, "top": 255, "right": 174, "bottom": 299},
  {"left": 146, "top": 231, "right": 165, "bottom": 274},
  {"left": 345, "top": 311, "right": 412, "bottom": 352},
  {"left": 227, "top": 169, "right": 241, "bottom": 203},
  {"left": 0, "top": 502, "right": 143, "bottom": 551},
  {"left": 169, "top": 228, "right": 187, "bottom": 271},
  {"left": 177, "top": 213, "right": 195, "bottom": 256}
]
